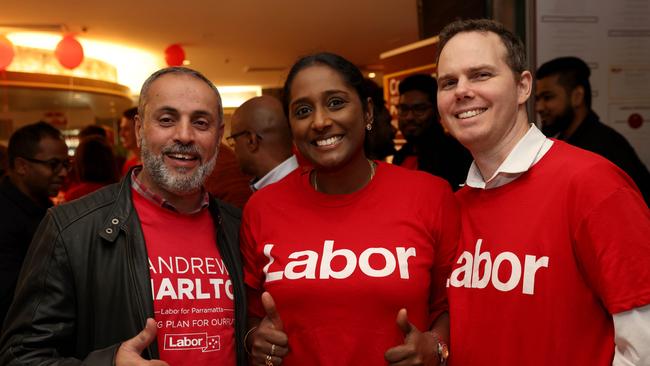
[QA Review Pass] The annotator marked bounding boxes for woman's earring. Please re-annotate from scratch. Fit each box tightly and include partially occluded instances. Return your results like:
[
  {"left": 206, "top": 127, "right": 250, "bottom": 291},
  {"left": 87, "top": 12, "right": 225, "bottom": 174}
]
[{"left": 366, "top": 117, "right": 374, "bottom": 131}]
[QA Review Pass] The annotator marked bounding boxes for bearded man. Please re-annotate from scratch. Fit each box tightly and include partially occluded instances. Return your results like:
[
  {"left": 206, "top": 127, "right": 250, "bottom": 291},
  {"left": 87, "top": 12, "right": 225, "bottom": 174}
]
[
  {"left": 0, "top": 67, "right": 248, "bottom": 366},
  {"left": 535, "top": 56, "right": 649, "bottom": 204}
]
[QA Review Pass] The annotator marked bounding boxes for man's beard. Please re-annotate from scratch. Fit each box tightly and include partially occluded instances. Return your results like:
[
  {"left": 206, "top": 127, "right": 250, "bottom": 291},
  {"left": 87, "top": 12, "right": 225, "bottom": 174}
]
[
  {"left": 140, "top": 137, "right": 217, "bottom": 195},
  {"left": 541, "top": 103, "right": 575, "bottom": 138},
  {"left": 399, "top": 117, "right": 440, "bottom": 144}
]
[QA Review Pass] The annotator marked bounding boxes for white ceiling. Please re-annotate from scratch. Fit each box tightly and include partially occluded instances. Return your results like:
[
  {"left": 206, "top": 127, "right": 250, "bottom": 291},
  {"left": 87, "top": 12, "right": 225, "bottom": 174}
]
[{"left": 1, "top": 0, "right": 420, "bottom": 88}]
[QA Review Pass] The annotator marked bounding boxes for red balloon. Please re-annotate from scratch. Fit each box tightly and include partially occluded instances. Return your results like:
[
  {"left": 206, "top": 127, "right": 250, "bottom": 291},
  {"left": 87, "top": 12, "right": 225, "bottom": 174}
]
[
  {"left": 165, "top": 44, "right": 185, "bottom": 66},
  {"left": 0, "top": 36, "right": 15, "bottom": 71},
  {"left": 55, "top": 34, "right": 84, "bottom": 69}
]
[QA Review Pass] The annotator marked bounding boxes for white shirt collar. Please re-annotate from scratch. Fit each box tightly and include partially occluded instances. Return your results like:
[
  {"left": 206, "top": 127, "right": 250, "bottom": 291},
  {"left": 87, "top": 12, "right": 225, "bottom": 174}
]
[
  {"left": 251, "top": 155, "right": 298, "bottom": 191},
  {"left": 465, "top": 124, "right": 554, "bottom": 189}
]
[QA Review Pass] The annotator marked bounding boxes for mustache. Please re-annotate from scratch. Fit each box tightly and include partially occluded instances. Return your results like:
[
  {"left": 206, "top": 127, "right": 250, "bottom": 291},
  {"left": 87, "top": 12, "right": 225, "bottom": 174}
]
[{"left": 161, "top": 142, "right": 200, "bottom": 156}]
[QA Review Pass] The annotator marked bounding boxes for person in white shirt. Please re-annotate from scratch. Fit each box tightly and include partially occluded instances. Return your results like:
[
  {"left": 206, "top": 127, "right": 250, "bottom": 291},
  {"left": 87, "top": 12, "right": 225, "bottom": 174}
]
[
  {"left": 226, "top": 96, "right": 298, "bottom": 192},
  {"left": 436, "top": 18, "right": 650, "bottom": 366}
]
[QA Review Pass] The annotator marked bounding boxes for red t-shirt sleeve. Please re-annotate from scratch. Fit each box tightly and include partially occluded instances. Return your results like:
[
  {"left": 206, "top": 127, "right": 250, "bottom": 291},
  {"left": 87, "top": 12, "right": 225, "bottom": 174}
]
[
  {"left": 573, "top": 185, "right": 650, "bottom": 314},
  {"left": 427, "top": 181, "right": 460, "bottom": 326},
  {"left": 240, "top": 202, "right": 265, "bottom": 319}
]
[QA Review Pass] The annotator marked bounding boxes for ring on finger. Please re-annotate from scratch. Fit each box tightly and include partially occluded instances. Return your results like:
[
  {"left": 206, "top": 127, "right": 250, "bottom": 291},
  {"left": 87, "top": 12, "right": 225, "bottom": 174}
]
[
  {"left": 270, "top": 343, "right": 276, "bottom": 357},
  {"left": 265, "top": 354, "right": 274, "bottom": 366}
]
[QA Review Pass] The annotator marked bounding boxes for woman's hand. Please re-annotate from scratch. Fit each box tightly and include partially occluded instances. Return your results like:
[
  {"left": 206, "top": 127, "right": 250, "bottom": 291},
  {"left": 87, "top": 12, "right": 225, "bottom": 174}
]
[
  {"left": 248, "top": 292, "right": 289, "bottom": 366},
  {"left": 384, "top": 309, "right": 441, "bottom": 366}
]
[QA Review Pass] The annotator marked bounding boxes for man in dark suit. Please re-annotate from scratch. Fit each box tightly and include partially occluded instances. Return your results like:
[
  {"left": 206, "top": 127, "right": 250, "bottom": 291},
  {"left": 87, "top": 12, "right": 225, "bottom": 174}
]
[{"left": 0, "top": 121, "right": 69, "bottom": 324}]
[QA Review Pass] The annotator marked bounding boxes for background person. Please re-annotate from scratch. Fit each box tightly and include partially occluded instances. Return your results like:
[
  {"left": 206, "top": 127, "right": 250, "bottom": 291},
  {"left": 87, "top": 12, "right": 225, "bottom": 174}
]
[
  {"left": 363, "top": 78, "right": 396, "bottom": 161},
  {"left": 393, "top": 74, "right": 471, "bottom": 190},
  {"left": 241, "top": 52, "right": 458, "bottom": 366},
  {"left": 0, "top": 144, "right": 8, "bottom": 178},
  {"left": 204, "top": 144, "right": 255, "bottom": 209},
  {"left": 535, "top": 56, "right": 650, "bottom": 205},
  {"left": 64, "top": 136, "right": 119, "bottom": 201},
  {"left": 63, "top": 124, "right": 113, "bottom": 196},
  {"left": 119, "top": 107, "right": 141, "bottom": 176},
  {"left": 78, "top": 124, "right": 108, "bottom": 140},
  {"left": 0, "top": 121, "right": 68, "bottom": 325},
  {"left": 227, "top": 95, "right": 297, "bottom": 192}
]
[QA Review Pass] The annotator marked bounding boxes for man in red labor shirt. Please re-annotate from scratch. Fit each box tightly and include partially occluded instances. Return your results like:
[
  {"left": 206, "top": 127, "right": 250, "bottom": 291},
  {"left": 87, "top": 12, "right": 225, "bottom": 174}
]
[
  {"left": 0, "top": 67, "right": 248, "bottom": 366},
  {"left": 436, "top": 19, "right": 650, "bottom": 366}
]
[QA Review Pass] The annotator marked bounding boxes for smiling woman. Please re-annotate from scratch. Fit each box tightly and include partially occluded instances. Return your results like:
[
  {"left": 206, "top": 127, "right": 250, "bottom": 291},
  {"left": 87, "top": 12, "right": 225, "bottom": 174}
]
[
  {"left": 285, "top": 58, "right": 372, "bottom": 194},
  {"left": 239, "top": 52, "right": 460, "bottom": 366}
]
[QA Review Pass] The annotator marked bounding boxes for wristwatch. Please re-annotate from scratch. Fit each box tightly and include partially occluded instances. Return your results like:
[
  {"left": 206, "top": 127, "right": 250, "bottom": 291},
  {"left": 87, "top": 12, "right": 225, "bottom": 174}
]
[{"left": 436, "top": 339, "right": 449, "bottom": 365}]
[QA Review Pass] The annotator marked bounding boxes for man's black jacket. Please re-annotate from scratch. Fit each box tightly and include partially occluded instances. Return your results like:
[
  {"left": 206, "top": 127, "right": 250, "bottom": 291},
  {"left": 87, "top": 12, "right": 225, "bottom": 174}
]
[
  {"left": 563, "top": 111, "right": 650, "bottom": 205},
  {"left": 0, "top": 176, "right": 50, "bottom": 325},
  {"left": 0, "top": 175, "right": 247, "bottom": 365}
]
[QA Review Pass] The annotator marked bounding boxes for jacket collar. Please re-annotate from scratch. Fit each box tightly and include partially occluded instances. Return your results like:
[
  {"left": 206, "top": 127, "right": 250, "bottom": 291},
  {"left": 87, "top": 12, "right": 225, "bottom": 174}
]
[
  {"left": 99, "top": 170, "right": 137, "bottom": 242},
  {"left": 99, "top": 167, "right": 223, "bottom": 243},
  {"left": 130, "top": 167, "right": 210, "bottom": 213}
]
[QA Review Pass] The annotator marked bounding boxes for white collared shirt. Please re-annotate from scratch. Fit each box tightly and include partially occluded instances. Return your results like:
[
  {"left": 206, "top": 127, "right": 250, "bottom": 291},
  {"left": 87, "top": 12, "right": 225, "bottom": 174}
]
[
  {"left": 462, "top": 124, "right": 650, "bottom": 365},
  {"left": 465, "top": 124, "right": 553, "bottom": 189},
  {"left": 251, "top": 155, "right": 298, "bottom": 192}
]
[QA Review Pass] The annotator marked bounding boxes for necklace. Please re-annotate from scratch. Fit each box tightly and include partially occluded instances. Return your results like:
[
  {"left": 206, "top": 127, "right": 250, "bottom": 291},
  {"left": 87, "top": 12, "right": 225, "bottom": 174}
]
[{"left": 312, "top": 159, "right": 376, "bottom": 193}]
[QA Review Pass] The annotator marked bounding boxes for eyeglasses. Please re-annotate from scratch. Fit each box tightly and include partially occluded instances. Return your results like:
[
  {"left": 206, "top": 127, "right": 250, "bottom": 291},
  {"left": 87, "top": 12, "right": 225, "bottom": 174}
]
[
  {"left": 225, "top": 130, "right": 261, "bottom": 148},
  {"left": 397, "top": 103, "right": 433, "bottom": 118},
  {"left": 22, "top": 156, "right": 72, "bottom": 173}
]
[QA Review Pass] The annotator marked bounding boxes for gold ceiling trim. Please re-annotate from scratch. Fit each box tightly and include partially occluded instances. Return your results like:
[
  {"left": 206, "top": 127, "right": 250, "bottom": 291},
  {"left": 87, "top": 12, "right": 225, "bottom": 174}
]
[{"left": 0, "top": 71, "right": 132, "bottom": 100}]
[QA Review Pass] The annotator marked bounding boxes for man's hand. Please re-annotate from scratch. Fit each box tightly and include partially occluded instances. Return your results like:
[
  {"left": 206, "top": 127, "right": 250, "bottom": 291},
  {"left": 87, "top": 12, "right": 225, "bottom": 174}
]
[
  {"left": 384, "top": 309, "right": 439, "bottom": 366},
  {"left": 249, "top": 292, "right": 289, "bottom": 366},
  {"left": 116, "top": 318, "right": 169, "bottom": 366}
]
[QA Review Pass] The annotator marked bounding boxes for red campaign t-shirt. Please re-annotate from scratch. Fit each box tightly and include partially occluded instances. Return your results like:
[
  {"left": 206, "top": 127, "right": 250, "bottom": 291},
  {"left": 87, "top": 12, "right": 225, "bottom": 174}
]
[
  {"left": 241, "top": 162, "right": 459, "bottom": 366},
  {"left": 447, "top": 141, "right": 650, "bottom": 366},
  {"left": 133, "top": 189, "right": 235, "bottom": 366}
]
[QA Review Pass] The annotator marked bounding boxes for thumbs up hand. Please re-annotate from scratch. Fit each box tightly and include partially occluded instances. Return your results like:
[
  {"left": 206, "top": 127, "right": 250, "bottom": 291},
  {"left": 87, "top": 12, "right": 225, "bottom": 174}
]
[
  {"left": 261, "top": 291, "right": 284, "bottom": 331},
  {"left": 384, "top": 309, "right": 440, "bottom": 366},
  {"left": 248, "top": 292, "right": 289, "bottom": 366},
  {"left": 116, "top": 318, "right": 170, "bottom": 366}
]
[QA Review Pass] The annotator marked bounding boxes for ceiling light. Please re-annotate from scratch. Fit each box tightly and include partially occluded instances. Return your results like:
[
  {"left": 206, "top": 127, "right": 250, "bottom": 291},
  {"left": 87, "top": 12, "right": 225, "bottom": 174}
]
[
  {"left": 217, "top": 85, "right": 262, "bottom": 108},
  {"left": 6, "top": 31, "right": 164, "bottom": 94}
]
